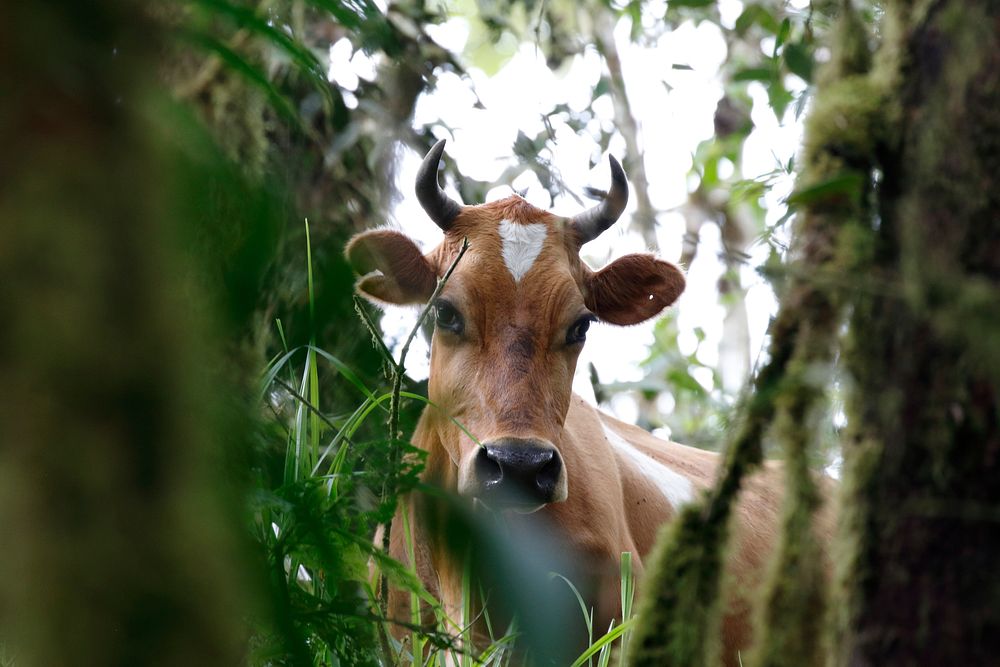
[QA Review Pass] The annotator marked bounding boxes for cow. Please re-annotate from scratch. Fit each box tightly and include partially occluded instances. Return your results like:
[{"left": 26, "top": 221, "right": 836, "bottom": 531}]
[{"left": 347, "top": 140, "right": 830, "bottom": 665}]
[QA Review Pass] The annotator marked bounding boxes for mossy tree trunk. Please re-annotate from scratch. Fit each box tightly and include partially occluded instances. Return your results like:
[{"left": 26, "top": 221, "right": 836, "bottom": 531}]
[{"left": 835, "top": 1, "right": 1000, "bottom": 663}]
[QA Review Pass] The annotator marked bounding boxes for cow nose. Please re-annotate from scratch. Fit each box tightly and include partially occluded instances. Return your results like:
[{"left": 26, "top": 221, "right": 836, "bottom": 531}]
[{"left": 473, "top": 438, "right": 564, "bottom": 509}]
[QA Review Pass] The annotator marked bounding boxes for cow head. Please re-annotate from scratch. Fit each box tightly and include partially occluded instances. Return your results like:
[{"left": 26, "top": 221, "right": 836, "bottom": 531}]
[{"left": 347, "top": 140, "right": 685, "bottom": 512}]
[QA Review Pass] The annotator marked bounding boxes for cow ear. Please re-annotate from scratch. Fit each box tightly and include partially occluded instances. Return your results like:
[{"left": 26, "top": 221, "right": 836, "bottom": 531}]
[
  {"left": 345, "top": 229, "right": 437, "bottom": 305},
  {"left": 585, "top": 254, "right": 685, "bottom": 325}
]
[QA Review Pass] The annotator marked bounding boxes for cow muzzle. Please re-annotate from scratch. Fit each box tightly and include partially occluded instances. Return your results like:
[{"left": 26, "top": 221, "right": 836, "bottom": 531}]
[{"left": 459, "top": 438, "right": 568, "bottom": 512}]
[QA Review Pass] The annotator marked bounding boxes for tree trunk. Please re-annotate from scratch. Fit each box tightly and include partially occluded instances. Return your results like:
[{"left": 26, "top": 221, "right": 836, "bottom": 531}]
[
  {"left": 0, "top": 3, "right": 255, "bottom": 664},
  {"left": 836, "top": 1, "right": 1000, "bottom": 664}
]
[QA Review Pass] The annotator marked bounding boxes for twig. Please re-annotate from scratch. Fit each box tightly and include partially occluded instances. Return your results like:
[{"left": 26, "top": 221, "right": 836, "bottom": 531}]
[
  {"left": 377, "top": 237, "right": 470, "bottom": 620},
  {"left": 388, "top": 237, "right": 471, "bottom": 442},
  {"left": 353, "top": 296, "right": 395, "bottom": 372}
]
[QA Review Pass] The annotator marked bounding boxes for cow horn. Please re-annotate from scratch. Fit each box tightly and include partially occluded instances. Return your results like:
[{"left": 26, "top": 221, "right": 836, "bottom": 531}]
[
  {"left": 571, "top": 155, "right": 629, "bottom": 246},
  {"left": 416, "top": 139, "right": 462, "bottom": 231}
]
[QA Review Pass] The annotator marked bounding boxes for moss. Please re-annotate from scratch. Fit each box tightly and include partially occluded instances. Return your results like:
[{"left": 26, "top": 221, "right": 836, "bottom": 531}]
[
  {"left": 628, "top": 294, "right": 810, "bottom": 666},
  {"left": 749, "top": 3, "right": 882, "bottom": 665},
  {"left": 0, "top": 5, "right": 257, "bottom": 664},
  {"left": 800, "top": 77, "right": 886, "bottom": 179},
  {"left": 749, "top": 357, "right": 829, "bottom": 667},
  {"left": 824, "top": 0, "right": 873, "bottom": 81},
  {"left": 628, "top": 505, "right": 729, "bottom": 667},
  {"left": 833, "top": 1, "right": 1000, "bottom": 663},
  {"left": 827, "top": 435, "right": 881, "bottom": 665},
  {"left": 206, "top": 71, "right": 270, "bottom": 180}
]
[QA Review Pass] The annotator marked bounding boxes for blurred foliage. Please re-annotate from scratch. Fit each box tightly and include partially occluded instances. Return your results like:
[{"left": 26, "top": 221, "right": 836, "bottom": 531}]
[
  {"left": 159, "top": 0, "right": 461, "bottom": 662},
  {"left": 0, "top": 2, "right": 261, "bottom": 664}
]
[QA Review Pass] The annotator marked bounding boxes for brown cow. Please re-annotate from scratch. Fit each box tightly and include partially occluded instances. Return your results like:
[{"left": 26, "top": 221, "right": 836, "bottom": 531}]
[{"left": 348, "top": 140, "right": 826, "bottom": 664}]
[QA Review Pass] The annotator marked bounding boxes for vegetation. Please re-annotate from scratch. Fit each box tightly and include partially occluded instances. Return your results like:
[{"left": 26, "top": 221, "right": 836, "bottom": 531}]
[{"left": 2, "top": 1, "right": 998, "bottom": 666}]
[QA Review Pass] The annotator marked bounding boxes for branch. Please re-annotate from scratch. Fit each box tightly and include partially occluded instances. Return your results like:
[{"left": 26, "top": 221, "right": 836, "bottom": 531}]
[
  {"left": 592, "top": 12, "right": 658, "bottom": 250},
  {"left": 377, "top": 237, "right": 470, "bottom": 620}
]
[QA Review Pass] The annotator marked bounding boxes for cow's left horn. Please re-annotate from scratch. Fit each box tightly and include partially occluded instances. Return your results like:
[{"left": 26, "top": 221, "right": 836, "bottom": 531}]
[
  {"left": 571, "top": 155, "right": 629, "bottom": 246},
  {"left": 416, "top": 139, "right": 462, "bottom": 232}
]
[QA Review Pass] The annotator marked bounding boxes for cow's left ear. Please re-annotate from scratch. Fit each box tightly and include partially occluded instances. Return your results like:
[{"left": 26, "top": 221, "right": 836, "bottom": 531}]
[
  {"left": 345, "top": 229, "right": 437, "bottom": 305},
  {"left": 585, "top": 254, "right": 685, "bottom": 325}
]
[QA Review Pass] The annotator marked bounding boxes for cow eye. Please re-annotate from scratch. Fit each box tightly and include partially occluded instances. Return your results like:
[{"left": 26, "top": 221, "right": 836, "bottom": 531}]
[
  {"left": 566, "top": 315, "right": 596, "bottom": 346},
  {"left": 433, "top": 299, "right": 463, "bottom": 334}
]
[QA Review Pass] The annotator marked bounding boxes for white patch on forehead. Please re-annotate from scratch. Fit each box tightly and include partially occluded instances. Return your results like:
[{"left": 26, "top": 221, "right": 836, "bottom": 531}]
[
  {"left": 603, "top": 422, "right": 694, "bottom": 510},
  {"left": 498, "top": 219, "right": 548, "bottom": 282}
]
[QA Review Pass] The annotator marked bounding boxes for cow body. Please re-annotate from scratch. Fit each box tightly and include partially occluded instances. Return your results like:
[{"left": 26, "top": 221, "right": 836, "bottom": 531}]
[
  {"left": 384, "top": 397, "right": 802, "bottom": 665},
  {"left": 349, "top": 141, "right": 831, "bottom": 664}
]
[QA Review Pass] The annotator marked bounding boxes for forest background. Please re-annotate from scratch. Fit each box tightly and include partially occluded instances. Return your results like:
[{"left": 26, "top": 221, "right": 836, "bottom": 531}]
[{"left": 2, "top": 0, "right": 998, "bottom": 666}]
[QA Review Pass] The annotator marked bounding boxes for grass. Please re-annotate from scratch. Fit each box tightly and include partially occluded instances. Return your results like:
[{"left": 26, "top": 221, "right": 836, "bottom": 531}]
[{"left": 252, "top": 225, "right": 641, "bottom": 665}]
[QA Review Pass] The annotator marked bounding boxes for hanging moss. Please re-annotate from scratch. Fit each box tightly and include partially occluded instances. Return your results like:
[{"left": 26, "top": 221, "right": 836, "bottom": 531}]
[
  {"left": 748, "top": 358, "right": 830, "bottom": 667},
  {"left": 205, "top": 75, "right": 271, "bottom": 179},
  {"left": 800, "top": 77, "right": 886, "bottom": 177},
  {"left": 749, "top": 4, "right": 883, "bottom": 665},
  {"left": 628, "top": 303, "right": 806, "bottom": 667},
  {"left": 628, "top": 504, "right": 730, "bottom": 666}
]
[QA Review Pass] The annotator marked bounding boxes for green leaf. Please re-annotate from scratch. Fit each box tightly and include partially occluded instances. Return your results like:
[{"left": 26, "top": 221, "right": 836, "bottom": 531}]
[
  {"left": 594, "top": 75, "right": 612, "bottom": 98},
  {"left": 767, "top": 79, "right": 794, "bottom": 118},
  {"left": 308, "top": 345, "right": 378, "bottom": 401},
  {"left": 303, "top": 0, "right": 370, "bottom": 31},
  {"left": 667, "top": 369, "right": 708, "bottom": 396},
  {"left": 735, "top": 4, "right": 781, "bottom": 35},
  {"left": 668, "top": 0, "right": 715, "bottom": 7},
  {"left": 774, "top": 17, "right": 791, "bottom": 53},
  {"left": 732, "top": 66, "right": 773, "bottom": 82},
  {"left": 731, "top": 178, "right": 767, "bottom": 202},
  {"left": 786, "top": 172, "right": 865, "bottom": 206},
  {"left": 784, "top": 42, "right": 814, "bottom": 83},
  {"left": 734, "top": 5, "right": 757, "bottom": 34},
  {"left": 569, "top": 618, "right": 638, "bottom": 667}
]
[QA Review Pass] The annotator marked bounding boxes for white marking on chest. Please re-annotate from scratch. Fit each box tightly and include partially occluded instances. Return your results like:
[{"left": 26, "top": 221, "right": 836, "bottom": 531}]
[
  {"left": 498, "top": 219, "right": 548, "bottom": 282},
  {"left": 603, "top": 422, "right": 694, "bottom": 509}
]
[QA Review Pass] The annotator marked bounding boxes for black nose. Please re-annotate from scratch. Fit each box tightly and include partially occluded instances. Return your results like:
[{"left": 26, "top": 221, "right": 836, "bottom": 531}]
[{"left": 473, "top": 438, "right": 563, "bottom": 508}]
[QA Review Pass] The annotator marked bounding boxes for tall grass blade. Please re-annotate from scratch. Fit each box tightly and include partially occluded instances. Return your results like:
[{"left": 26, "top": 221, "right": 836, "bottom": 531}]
[
  {"left": 286, "top": 356, "right": 311, "bottom": 482},
  {"left": 309, "top": 345, "right": 379, "bottom": 401},
  {"left": 618, "top": 551, "right": 634, "bottom": 666},
  {"left": 551, "top": 572, "right": 594, "bottom": 664},
  {"left": 569, "top": 618, "right": 637, "bottom": 667}
]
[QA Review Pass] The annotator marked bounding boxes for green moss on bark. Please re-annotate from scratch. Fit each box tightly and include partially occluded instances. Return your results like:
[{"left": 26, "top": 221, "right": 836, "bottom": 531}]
[{"left": 833, "top": 1, "right": 1000, "bottom": 663}]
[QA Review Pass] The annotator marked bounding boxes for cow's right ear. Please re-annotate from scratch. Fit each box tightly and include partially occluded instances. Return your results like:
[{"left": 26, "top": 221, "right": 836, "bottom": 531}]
[{"left": 345, "top": 229, "right": 437, "bottom": 305}]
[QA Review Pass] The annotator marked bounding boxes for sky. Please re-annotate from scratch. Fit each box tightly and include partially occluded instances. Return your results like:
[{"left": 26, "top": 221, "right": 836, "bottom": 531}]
[{"left": 330, "top": 1, "right": 809, "bottom": 429}]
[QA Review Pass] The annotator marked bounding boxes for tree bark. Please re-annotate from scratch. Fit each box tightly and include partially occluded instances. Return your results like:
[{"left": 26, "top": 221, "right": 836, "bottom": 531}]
[{"left": 836, "top": 1, "right": 1000, "bottom": 664}]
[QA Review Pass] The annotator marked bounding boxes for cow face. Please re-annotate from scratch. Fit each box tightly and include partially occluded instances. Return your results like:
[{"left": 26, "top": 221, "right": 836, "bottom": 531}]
[{"left": 347, "top": 141, "right": 685, "bottom": 512}]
